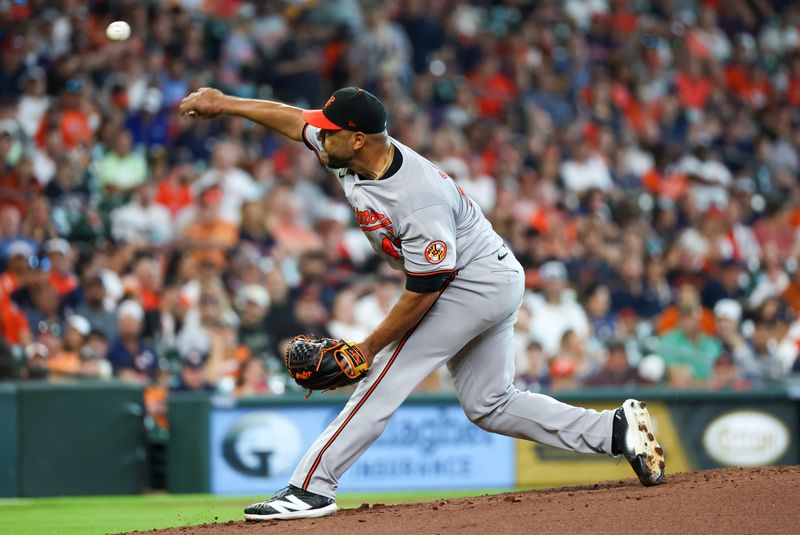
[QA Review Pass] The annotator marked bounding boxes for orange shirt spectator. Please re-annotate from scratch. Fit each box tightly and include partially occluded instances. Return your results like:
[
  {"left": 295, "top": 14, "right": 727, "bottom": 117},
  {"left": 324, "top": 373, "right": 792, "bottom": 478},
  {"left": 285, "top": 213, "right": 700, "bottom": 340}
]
[
  {"left": 675, "top": 72, "right": 713, "bottom": 110},
  {"left": 0, "top": 287, "right": 30, "bottom": 345},
  {"left": 656, "top": 305, "right": 716, "bottom": 336},
  {"left": 47, "top": 350, "right": 81, "bottom": 376},
  {"left": 156, "top": 168, "right": 194, "bottom": 216},
  {"left": 34, "top": 108, "right": 91, "bottom": 150},
  {"left": 642, "top": 168, "right": 689, "bottom": 200}
]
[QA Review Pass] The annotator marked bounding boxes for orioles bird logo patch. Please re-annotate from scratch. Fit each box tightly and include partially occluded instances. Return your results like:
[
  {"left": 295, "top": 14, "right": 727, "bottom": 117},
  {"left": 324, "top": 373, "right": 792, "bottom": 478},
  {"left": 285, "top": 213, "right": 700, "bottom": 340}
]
[{"left": 424, "top": 241, "right": 447, "bottom": 264}]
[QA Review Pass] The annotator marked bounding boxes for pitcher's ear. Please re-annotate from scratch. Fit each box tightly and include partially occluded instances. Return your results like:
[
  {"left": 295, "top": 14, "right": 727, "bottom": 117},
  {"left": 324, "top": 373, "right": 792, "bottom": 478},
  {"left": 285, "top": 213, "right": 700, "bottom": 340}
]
[{"left": 352, "top": 132, "right": 367, "bottom": 149}]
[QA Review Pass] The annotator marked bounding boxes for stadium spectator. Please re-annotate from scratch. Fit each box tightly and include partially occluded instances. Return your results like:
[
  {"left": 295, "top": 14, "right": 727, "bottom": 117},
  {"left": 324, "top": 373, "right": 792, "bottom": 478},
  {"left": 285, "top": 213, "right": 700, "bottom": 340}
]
[
  {"left": 205, "top": 309, "right": 249, "bottom": 385},
  {"left": 657, "top": 299, "right": 723, "bottom": 387},
  {"left": 354, "top": 273, "right": 402, "bottom": 332},
  {"left": 235, "top": 284, "right": 275, "bottom": 362},
  {"left": 327, "top": 287, "right": 370, "bottom": 343},
  {"left": 707, "top": 352, "right": 751, "bottom": 391},
  {"left": 107, "top": 300, "right": 159, "bottom": 383},
  {"left": 525, "top": 261, "right": 590, "bottom": 356},
  {"left": 42, "top": 238, "right": 78, "bottom": 296},
  {"left": 111, "top": 182, "right": 174, "bottom": 246},
  {"left": 2, "top": 0, "right": 800, "bottom": 398},
  {"left": 96, "top": 130, "right": 148, "bottom": 195},
  {"left": 583, "top": 340, "right": 640, "bottom": 387},
  {"left": 234, "top": 356, "right": 272, "bottom": 397},
  {"left": 72, "top": 273, "right": 118, "bottom": 342},
  {"left": 194, "top": 140, "right": 260, "bottom": 226},
  {"left": 20, "top": 342, "right": 49, "bottom": 380},
  {"left": 171, "top": 349, "right": 214, "bottom": 393}
]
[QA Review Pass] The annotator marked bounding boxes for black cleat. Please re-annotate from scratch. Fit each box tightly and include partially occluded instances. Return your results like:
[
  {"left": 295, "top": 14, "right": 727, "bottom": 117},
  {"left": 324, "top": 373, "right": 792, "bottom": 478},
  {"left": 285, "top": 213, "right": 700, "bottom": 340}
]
[
  {"left": 611, "top": 399, "right": 665, "bottom": 486},
  {"left": 244, "top": 485, "right": 337, "bottom": 521}
]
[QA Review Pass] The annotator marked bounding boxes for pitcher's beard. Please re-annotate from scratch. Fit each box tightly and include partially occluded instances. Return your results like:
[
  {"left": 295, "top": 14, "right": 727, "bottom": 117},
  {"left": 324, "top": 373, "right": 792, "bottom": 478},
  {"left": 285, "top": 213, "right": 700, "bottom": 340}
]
[{"left": 324, "top": 153, "right": 353, "bottom": 169}]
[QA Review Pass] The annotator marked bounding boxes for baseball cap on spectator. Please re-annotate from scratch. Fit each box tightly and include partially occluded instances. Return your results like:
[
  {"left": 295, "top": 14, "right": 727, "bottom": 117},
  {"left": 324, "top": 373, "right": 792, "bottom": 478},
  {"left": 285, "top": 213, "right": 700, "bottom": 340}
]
[
  {"left": 549, "top": 357, "right": 576, "bottom": 378},
  {"left": 540, "top": 261, "right": 568, "bottom": 281},
  {"left": 117, "top": 300, "right": 144, "bottom": 322},
  {"left": 44, "top": 238, "right": 72, "bottom": 257},
  {"left": 67, "top": 315, "right": 91, "bottom": 337},
  {"left": 181, "top": 349, "right": 207, "bottom": 369},
  {"left": 7, "top": 239, "right": 35, "bottom": 260},
  {"left": 302, "top": 87, "right": 388, "bottom": 134},
  {"left": 638, "top": 354, "right": 666, "bottom": 383},
  {"left": 235, "top": 285, "right": 270, "bottom": 311},
  {"left": 714, "top": 299, "right": 742, "bottom": 322}
]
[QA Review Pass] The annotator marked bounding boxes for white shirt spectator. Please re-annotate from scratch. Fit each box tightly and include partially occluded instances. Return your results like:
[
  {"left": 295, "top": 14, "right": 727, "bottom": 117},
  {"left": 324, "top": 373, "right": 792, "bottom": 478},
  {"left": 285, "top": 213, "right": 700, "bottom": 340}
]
[
  {"left": 564, "top": 0, "right": 608, "bottom": 31},
  {"left": 17, "top": 92, "right": 49, "bottom": 139},
  {"left": 354, "top": 281, "right": 401, "bottom": 332},
  {"left": 175, "top": 308, "right": 211, "bottom": 357},
  {"left": 195, "top": 141, "right": 260, "bottom": 225},
  {"left": 524, "top": 290, "right": 591, "bottom": 356},
  {"left": 561, "top": 152, "right": 613, "bottom": 193},
  {"left": 748, "top": 270, "right": 790, "bottom": 310},
  {"left": 111, "top": 199, "right": 174, "bottom": 246},
  {"left": 438, "top": 156, "right": 497, "bottom": 213},
  {"left": 29, "top": 147, "right": 56, "bottom": 187},
  {"left": 677, "top": 152, "right": 732, "bottom": 211}
]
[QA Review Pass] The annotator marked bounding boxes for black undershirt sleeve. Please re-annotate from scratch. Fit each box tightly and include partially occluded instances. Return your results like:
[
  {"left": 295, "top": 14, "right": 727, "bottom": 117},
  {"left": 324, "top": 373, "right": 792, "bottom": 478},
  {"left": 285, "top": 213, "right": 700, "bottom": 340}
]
[{"left": 405, "top": 272, "right": 451, "bottom": 293}]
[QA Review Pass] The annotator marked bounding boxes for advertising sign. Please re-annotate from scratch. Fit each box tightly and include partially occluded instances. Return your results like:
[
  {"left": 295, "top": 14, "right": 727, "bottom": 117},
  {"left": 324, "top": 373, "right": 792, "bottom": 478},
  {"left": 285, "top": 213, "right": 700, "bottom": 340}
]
[
  {"left": 210, "top": 404, "right": 515, "bottom": 494},
  {"left": 515, "top": 401, "right": 691, "bottom": 487},
  {"left": 210, "top": 407, "right": 335, "bottom": 494},
  {"left": 702, "top": 410, "right": 791, "bottom": 467},
  {"left": 341, "top": 405, "right": 515, "bottom": 491}
]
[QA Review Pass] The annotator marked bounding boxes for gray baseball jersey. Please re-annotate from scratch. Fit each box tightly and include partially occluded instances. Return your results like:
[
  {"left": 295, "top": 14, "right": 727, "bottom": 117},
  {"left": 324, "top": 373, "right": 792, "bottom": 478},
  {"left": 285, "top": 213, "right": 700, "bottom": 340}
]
[
  {"left": 302, "top": 125, "right": 503, "bottom": 274},
  {"left": 291, "top": 125, "right": 615, "bottom": 497}
]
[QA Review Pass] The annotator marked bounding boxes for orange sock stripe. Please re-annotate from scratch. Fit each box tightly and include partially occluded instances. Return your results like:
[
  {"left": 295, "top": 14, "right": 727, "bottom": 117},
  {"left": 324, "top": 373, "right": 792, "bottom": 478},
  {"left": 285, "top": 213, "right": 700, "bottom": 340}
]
[{"left": 301, "top": 272, "right": 456, "bottom": 491}]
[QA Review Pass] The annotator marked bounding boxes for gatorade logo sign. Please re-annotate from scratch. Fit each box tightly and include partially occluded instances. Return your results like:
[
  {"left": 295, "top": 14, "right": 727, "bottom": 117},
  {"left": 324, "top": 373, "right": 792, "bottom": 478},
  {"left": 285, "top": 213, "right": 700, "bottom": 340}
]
[{"left": 222, "top": 412, "right": 303, "bottom": 477}]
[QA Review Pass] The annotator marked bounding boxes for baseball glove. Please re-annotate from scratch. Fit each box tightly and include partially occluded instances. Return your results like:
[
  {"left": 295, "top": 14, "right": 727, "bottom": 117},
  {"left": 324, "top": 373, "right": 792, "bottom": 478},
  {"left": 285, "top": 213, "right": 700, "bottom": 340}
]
[{"left": 284, "top": 335, "right": 370, "bottom": 395}]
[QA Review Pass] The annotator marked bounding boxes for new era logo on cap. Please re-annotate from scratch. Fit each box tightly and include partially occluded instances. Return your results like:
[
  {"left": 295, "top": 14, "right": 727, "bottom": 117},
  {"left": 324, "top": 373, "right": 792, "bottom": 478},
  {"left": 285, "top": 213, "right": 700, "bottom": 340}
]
[{"left": 302, "top": 87, "right": 388, "bottom": 134}]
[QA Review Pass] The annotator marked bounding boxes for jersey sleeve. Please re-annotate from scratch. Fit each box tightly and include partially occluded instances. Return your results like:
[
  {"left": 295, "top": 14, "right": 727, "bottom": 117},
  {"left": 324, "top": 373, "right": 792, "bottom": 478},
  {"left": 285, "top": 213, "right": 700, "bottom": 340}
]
[
  {"left": 400, "top": 203, "right": 457, "bottom": 278},
  {"left": 301, "top": 124, "right": 324, "bottom": 165}
]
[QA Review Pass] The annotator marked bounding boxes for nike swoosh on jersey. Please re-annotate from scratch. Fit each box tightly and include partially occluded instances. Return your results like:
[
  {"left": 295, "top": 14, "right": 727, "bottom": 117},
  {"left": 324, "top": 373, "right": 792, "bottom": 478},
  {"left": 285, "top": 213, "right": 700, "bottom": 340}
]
[{"left": 498, "top": 252, "right": 508, "bottom": 261}]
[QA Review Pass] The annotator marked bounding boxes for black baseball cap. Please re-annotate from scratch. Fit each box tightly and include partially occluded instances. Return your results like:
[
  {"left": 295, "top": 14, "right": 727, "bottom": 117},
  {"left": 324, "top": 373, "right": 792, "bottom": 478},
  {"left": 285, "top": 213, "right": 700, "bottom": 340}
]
[{"left": 302, "top": 87, "right": 387, "bottom": 134}]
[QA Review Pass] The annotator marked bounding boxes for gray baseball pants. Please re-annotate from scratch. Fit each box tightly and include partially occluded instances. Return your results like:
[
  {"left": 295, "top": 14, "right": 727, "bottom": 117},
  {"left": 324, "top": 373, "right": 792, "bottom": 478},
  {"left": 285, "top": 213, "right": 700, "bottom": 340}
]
[{"left": 290, "top": 248, "right": 615, "bottom": 498}]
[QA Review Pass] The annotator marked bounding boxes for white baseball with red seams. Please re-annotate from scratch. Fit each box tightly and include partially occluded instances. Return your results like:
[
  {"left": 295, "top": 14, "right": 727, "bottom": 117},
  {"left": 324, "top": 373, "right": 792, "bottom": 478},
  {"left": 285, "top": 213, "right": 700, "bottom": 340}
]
[{"left": 290, "top": 125, "right": 620, "bottom": 498}]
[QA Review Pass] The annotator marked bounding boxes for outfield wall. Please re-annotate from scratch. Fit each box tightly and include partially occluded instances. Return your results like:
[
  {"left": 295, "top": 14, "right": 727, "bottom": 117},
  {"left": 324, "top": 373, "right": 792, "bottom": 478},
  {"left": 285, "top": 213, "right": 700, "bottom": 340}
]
[
  {"left": 1, "top": 383, "right": 797, "bottom": 496},
  {"left": 167, "top": 388, "right": 799, "bottom": 494},
  {"left": 0, "top": 381, "right": 147, "bottom": 498}
]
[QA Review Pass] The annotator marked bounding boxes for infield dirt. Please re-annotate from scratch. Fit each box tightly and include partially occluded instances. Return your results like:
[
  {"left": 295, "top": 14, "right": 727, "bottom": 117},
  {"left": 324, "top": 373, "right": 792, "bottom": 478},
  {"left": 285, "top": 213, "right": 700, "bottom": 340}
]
[{"left": 128, "top": 465, "right": 799, "bottom": 535}]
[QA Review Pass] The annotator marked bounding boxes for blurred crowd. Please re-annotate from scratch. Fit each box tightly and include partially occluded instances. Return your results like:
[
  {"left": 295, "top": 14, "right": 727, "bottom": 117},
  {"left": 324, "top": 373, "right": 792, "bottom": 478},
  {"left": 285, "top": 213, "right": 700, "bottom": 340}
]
[{"left": 2, "top": 0, "right": 800, "bottom": 423}]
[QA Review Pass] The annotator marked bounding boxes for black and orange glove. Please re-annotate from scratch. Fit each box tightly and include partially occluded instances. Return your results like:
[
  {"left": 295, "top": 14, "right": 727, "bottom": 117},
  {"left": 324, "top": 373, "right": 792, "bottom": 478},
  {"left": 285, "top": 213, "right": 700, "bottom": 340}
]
[{"left": 284, "top": 335, "right": 370, "bottom": 395}]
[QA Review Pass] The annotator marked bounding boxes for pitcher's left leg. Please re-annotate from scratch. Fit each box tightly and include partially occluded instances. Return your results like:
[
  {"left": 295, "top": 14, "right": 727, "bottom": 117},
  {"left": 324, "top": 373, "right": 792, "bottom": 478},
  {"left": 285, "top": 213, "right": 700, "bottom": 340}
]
[{"left": 448, "top": 311, "right": 614, "bottom": 454}]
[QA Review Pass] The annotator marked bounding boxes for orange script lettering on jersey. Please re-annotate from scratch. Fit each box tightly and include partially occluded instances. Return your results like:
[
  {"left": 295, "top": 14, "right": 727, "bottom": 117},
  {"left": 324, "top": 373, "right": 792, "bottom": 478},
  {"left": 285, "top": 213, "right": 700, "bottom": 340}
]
[
  {"left": 354, "top": 207, "right": 393, "bottom": 232},
  {"left": 354, "top": 207, "right": 402, "bottom": 259}
]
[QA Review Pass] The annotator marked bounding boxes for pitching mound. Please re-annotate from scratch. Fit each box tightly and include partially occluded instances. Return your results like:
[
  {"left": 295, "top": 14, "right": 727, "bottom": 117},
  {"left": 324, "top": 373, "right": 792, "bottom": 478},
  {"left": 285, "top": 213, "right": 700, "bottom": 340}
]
[{"left": 131, "top": 466, "right": 800, "bottom": 535}]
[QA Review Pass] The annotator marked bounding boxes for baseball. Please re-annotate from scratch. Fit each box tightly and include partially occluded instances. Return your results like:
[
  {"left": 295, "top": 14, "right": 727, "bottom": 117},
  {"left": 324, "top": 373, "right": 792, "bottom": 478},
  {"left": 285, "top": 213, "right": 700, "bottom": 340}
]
[{"left": 106, "top": 21, "right": 131, "bottom": 41}]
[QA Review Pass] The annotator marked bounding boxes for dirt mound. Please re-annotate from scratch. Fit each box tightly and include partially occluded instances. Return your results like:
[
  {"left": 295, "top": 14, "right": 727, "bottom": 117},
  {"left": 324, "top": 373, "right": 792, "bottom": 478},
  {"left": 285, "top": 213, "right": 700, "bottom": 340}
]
[{"left": 131, "top": 466, "right": 800, "bottom": 535}]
